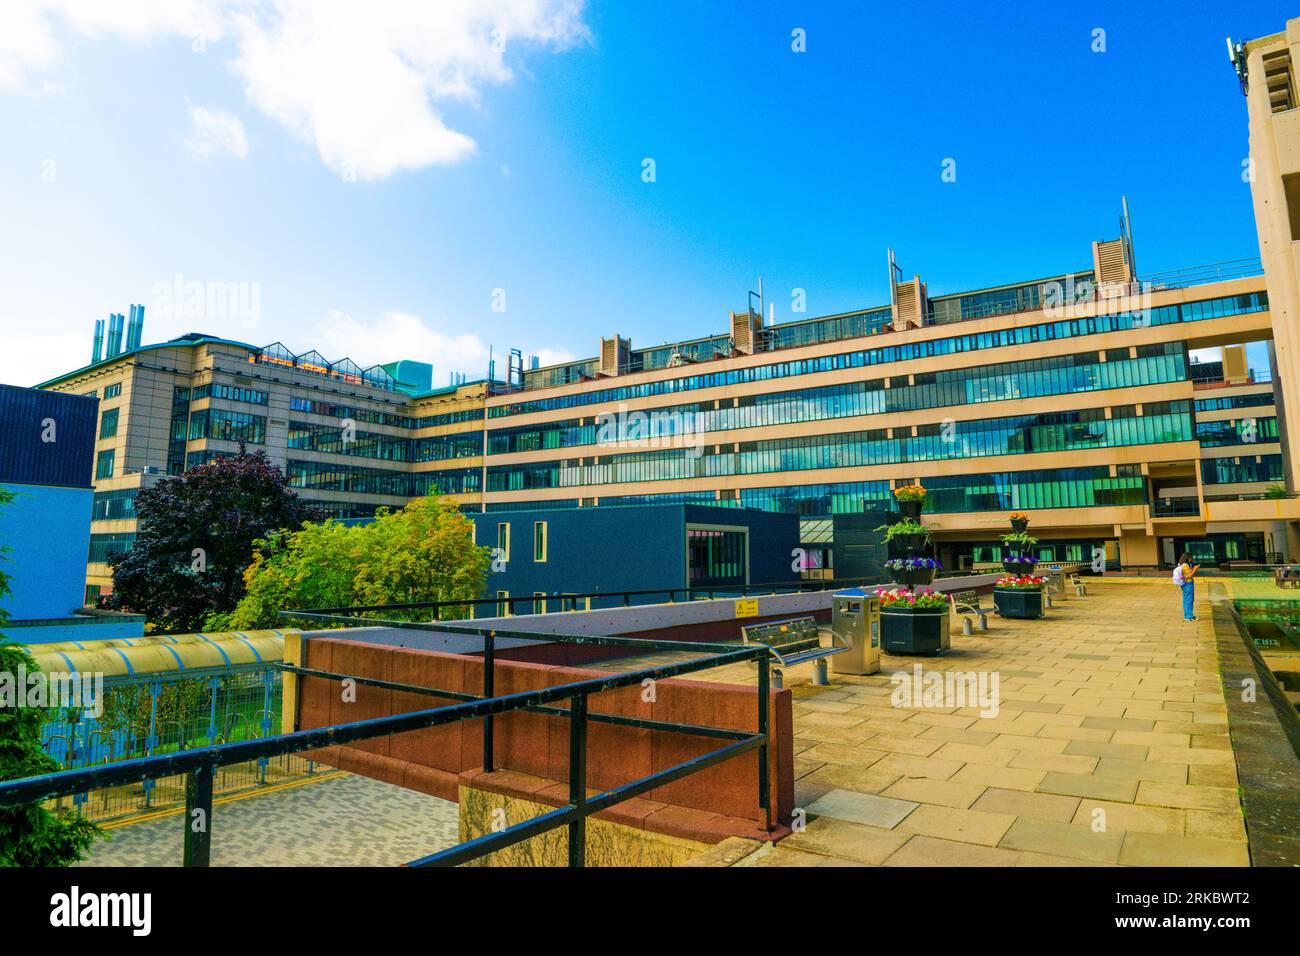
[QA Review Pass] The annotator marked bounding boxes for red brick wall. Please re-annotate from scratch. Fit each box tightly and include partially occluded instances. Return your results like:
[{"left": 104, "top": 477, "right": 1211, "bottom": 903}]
[{"left": 298, "top": 637, "right": 794, "bottom": 842}]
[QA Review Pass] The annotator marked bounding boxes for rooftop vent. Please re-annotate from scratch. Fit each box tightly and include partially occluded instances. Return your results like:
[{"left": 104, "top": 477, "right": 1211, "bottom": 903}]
[
  {"left": 1263, "top": 46, "right": 1296, "bottom": 113},
  {"left": 599, "top": 335, "right": 630, "bottom": 377},
  {"left": 892, "top": 277, "right": 928, "bottom": 330},
  {"left": 730, "top": 309, "right": 762, "bottom": 355}
]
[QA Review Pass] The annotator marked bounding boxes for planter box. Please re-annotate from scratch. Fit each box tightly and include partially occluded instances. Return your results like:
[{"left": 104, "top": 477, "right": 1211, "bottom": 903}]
[
  {"left": 1010, "top": 519, "right": 1029, "bottom": 533},
  {"left": 880, "top": 607, "right": 951, "bottom": 655},
  {"left": 994, "top": 587, "right": 1044, "bottom": 619}
]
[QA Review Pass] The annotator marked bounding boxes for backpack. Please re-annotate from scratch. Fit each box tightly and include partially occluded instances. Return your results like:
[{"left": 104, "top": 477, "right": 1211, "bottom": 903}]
[{"left": 1172, "top": 565, "right": 1185, "bottom": 586}]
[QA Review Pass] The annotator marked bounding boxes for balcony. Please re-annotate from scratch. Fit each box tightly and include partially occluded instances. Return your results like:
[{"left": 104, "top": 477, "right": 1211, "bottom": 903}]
[{"left": 1151, "top": 496, "right": 1201, "bottom": 518}]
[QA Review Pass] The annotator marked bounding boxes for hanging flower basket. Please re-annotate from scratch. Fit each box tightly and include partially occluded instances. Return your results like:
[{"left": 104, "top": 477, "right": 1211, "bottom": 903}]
[
  {"left": 1009, "top": 512, "right": 1029, "bottom": 533},
  {"left": 894, "top": 484, "right": 927, "bottom": 520},
  {"left": 1001, "top": 553, "right": 1039, "bottom": 574},
  {"left": 885, "top": 557, "right": 941, "bottom": 588}
]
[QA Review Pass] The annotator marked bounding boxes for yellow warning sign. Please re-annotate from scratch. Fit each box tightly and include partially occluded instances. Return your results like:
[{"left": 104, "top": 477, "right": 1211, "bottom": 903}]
[{"left": 735, "top": 598, "right": 759, "bottom": 618}]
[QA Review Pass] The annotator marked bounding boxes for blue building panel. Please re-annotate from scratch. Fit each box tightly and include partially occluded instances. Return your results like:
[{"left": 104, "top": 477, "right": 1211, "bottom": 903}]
[
  {"left": 0, "top": 483, "right": 93, "bottom": 622},
  {"left": 0, "top": 382, "right": 101, "bottom": 632},
  {"left": 0, "top": 384, "right": 98, "bottom": 489},
  {"left": 470, "top": 504, "right": 799, "bottom": 613}
]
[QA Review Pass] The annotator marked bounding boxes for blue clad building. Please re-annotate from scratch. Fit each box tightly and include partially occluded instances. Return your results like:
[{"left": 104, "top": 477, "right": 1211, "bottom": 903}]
[
  {"left": 470, "top": 504, "right": 800, "bottom": 615},
  {"left": 0, "top": 383, "right": 143, "bottom": 643}
]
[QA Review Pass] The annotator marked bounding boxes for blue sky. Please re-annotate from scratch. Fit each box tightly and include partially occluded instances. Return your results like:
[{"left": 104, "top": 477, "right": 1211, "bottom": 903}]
[{"left": 0, "top": 0, "right": 1286, "bottom": 387}]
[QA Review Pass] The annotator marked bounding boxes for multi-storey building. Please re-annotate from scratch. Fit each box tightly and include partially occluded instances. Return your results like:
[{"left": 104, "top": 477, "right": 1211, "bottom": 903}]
[
  {"left": 479, "top": 240, "right": 1296, "bottom": 572},
  {"left": 40, "top": 330, "right": 496, "bottom": 600},
  {"left": 39, "top": 237, "right": 1300, "bottom": 599}
]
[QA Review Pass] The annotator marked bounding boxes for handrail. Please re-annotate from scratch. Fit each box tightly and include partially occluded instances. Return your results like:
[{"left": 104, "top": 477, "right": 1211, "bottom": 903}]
[
  {"left": 0, "top": 625, "right": 773, "bottom": 868},
  {"left": 291, "top": 575, "right": 883, "bottom": 618}
]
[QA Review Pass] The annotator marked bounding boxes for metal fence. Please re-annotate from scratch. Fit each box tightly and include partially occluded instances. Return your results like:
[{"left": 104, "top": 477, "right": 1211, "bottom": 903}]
[
  {"left": 2, "top": 614, "right": 773, "bottom": 867},
  {"left": 39, "top": 663, "right": 314, "bottom": 822}
]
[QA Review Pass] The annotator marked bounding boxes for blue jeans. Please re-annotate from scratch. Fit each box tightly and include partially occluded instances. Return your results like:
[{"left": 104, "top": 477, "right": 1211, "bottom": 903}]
[{"left": 1180, "top": 581, "right": 1195, "bottom": 619}]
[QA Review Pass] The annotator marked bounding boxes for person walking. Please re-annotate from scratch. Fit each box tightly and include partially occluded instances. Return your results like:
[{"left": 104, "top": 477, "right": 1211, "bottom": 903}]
[{"left": 1174, "top": 552, "right": 1200, "bottom": 621}]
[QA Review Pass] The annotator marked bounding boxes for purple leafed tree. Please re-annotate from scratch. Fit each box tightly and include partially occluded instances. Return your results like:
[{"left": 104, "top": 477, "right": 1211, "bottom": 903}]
[{"left": 108, "top": 451, "right": 321, "bottom": 632}]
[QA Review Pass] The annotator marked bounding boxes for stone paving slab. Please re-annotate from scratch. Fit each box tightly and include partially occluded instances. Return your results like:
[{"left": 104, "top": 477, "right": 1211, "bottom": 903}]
[
  {"left": 77, "top": 772, "right": 460, "bottom": 867},
  {"left": 692, "top": 578, "right": 1271, "bottom": 867}
]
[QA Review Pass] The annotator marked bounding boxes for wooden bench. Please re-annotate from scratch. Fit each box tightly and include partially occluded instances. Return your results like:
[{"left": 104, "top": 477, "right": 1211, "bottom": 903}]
[
  {"left": 740, "top": 616, "right": 847, "bottom": 688},
  {"left": 949, "top": 590, "right": 991, "bottom": 634},
  {"left": 1069, "top": 572, "right": 1088, "bottom": 596}
]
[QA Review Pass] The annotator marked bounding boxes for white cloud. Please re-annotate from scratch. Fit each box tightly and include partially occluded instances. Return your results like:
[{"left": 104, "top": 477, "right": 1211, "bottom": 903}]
[
  {"left": 0, "top": 0, "right": 588, "bottom": 179},
  {"left": 185, "top": 103, "right": 248, "bottom": 159},
  {"left": 312, "top": 309, "right": 574, "bottom": 383}
]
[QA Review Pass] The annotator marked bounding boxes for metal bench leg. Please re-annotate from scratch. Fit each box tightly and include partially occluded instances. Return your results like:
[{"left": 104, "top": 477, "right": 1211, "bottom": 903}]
[
  {"left": 962, "top": 617, "right": 973, "bottom": 636},
  {"left": 771, "top": 668, "right": 784, "bottom": 690},
  {"left": 979, "top": 613, "right": 989, "bottom": 631},
  {"left": 811, "top": 659, "right": 829, "bottom": 686},
  {"left": 1045, "top": 594, "right": 1054, "bottom": 609},
  {"left": 1075, "top": 584, "right": 1086, "bottom": 597}
]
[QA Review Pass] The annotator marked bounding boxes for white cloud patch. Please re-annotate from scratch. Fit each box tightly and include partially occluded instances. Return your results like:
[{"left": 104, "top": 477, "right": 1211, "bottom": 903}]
[
  {"left": 313, "top": 309, "right": 573, "bottom": 383},
  {"left": 185, "top": 103, "right": 248, "bottom": 159},
  {"left": 0, "top": 0, "right": 588, "bottom": 179}
]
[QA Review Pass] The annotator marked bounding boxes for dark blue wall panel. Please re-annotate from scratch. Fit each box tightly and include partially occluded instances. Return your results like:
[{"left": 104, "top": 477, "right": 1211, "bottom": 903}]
[
  {"left": 471, "top": 504, "right": 799, "bottom": 613},
  {"left": 0, "top": 384, "right": 98, "bottom": 489}
]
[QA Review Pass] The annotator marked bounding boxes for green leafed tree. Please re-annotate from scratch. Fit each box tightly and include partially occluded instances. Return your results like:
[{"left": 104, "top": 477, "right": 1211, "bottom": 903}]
[
  {"left": 108, "top": 451, "right": 321, "bottom": 632},
  {"left": 0, "top": 487, "right": 99, "bottom": 865},
  {"left": 211, "top": 495, "right": 489, "bottom": 630}
]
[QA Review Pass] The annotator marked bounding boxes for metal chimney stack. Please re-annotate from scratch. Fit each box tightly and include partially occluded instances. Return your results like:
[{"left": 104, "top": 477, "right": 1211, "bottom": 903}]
[
  {"left": 106, "top": 313, "right": 123, "bottom": 358},
  {"left": 125, "top": 303, "right": 145, "bottom": 351},
  {"left": 92, "top": 318, "right": 105, "bottom": 363}
]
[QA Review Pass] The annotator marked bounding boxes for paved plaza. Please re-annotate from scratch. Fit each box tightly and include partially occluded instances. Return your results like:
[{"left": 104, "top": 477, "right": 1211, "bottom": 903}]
[
  {"left": 76, "top": 578, "right": 1283, "bottom": 867},
  {"left": 78, "top": 772, "right": 460, "bottom": 867},
  {"left": 695, "top": 577, "right": 1256, "bottom": 867}
]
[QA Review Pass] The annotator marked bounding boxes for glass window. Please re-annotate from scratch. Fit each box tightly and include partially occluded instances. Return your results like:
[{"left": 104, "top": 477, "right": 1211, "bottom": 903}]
[
  {"left": 99, "top": 407, "right": 119, "bottom": 438},
  {"left": 95, "top": 449, "right": 115, "bottom": 479},
  {"left": 497, "top": 522, "right": 510, "bottom": 562},
  {"left": 687, "top": 528, "right": 747, "bottom": 587},
  {"left": 88, "top": 531, "right": 134, "bottom": 563},
  {"left": 533, "top": 521, "right": 547, "bottom": 562},
  {"left": 103, "top": 383, "right": 122, "bottom": 399}
]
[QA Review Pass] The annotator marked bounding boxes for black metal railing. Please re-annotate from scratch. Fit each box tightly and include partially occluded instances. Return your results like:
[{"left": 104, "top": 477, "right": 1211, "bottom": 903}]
[
  {"left": 1152, "top": 496, "right": 1201, "bottom": 517},
  {"left": 0, "top": 617, "right": 774, "bottom": 868},
  {"left": 294, "top": 575, "right": 884, "bottom": 620}
]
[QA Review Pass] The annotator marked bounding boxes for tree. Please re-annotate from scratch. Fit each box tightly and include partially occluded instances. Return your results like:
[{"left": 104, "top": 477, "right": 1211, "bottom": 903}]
[
  {"left": 108, "top": 451, "right": 320, "bottom": 632},
  {"left": 212, "top": 496, "right": 488, "bottom": 630},
  {"left": 0, "top": 488, "right": 99, "bottom": 865}
]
